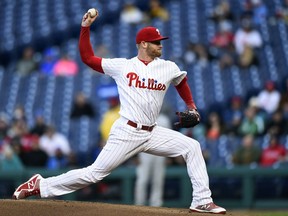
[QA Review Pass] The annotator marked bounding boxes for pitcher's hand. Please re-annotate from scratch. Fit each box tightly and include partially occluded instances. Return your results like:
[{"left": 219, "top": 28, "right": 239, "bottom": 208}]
[{"left": 81, "top": 9, "right": 99, "bottom": 27}]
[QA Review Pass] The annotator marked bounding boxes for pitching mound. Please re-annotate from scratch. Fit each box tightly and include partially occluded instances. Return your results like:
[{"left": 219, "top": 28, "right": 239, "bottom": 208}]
[{"left": 0, "top": 199, "right": 270, "bottom": 216}]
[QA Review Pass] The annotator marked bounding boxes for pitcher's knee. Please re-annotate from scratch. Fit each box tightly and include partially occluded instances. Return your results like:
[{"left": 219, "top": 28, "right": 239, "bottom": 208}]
[
  {"left": 193, "top": 140, "right": 202, "bottom": 149},
  {"left": 182, "top": 138, "right": 203, "bottom": 156},
  {"left": 185, "top": 137, "right": 201, "bottom": 150}
]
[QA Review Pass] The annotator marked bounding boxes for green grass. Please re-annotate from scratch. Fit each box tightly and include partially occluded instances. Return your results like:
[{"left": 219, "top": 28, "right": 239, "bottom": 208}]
[
  {"left": 233, "top": 211, "right": 288, "bottom": 216},
  {"left": 255, "top": 213, "right": 288, "bottom": 216}
]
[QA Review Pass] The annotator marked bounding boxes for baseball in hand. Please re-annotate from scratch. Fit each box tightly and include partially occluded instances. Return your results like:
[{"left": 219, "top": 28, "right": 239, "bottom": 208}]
[{"left": 88, "top": 8, "right": 98, "bottom": 18}]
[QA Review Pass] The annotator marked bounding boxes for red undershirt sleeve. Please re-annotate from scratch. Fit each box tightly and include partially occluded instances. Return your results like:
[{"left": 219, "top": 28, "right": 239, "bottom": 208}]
[
  {"left": 175, "top": 76, "right": 197, "bottom": 110},
  {"left": 79, "top": 26, "right": 104, "bottom": 73}
]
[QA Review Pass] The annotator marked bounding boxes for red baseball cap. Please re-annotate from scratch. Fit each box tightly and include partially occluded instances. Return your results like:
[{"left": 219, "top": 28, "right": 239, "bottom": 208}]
[{"left": 136, "top": 26, "right": 169, "bottom": 44}]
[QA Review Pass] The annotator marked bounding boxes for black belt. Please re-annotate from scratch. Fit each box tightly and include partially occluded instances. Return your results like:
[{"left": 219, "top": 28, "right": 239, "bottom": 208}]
[{"left": 127, "top": 120, "right": 155, "bottom": 132}]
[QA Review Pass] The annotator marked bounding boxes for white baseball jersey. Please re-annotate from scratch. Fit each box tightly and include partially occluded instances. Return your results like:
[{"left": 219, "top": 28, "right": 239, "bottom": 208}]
[{"left": 102, "top": 57, "right": 186, "bottom": 125}]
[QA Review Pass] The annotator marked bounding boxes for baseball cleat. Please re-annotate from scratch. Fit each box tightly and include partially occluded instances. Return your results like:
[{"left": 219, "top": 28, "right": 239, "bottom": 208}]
[
  {"left": 189, "top": 202, "right": 226, "bottom": 214},
  {"left": 12, "top": 174, "right": 43, "bottom": 200}
]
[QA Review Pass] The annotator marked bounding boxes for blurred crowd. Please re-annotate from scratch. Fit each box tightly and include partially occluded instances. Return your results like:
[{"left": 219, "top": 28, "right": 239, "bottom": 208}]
[
  {"left": 13, "top": 0, "right": 170, "bottom": 77},
  {"left": 0, "top": 90, "right": 99, "bottom": 171},
  {"left": 13, "top": 0, "right": 288, "bottom": 77},
  {"left": 188, "top": 77, "right": 288, "bottom": 167},
  {"left": 0, "top": 77, "right": 287, "bottom": 172},
  {"left": 181, "top": 0, "right": 267, "bottom": 69}
]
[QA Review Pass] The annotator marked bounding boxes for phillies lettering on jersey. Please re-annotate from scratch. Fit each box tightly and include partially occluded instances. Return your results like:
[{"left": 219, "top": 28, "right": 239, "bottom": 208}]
[{"left": 126, "top": 72, "right": 166, "bottom": 91}]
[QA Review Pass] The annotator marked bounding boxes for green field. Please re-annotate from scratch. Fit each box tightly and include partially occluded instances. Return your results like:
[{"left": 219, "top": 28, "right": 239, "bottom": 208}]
[{"left": 232, "top": 211, "right": 288, "bottom": 216}]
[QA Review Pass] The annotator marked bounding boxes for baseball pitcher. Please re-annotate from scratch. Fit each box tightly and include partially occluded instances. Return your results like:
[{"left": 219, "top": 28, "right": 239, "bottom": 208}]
[{"left": 13, "top": 8, "right": 226, "bottom": 214}]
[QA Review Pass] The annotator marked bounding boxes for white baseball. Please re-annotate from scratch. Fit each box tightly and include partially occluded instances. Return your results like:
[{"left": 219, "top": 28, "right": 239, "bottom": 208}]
[{"left": 88, "top": 8, "right": 97, "bottom": 18}]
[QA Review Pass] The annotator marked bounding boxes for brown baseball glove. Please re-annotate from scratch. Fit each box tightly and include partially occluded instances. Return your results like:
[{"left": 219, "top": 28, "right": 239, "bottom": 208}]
[{"left": 174, "top": 109, "right": 200, "bottom": 128}]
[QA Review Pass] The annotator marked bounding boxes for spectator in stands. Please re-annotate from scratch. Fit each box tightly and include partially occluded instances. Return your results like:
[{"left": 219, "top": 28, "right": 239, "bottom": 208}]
[
  {"left": 205, "top": 111, "right": 224, "bottom": 140},
  {"left": 260, "top": 135, "right": 286, "bottom": 167},
  {"left": 234, "top": 17, "right": 263, "bottom": 68},
  {"left": 39, "top": 125, "right": 72, "bottom": 169},
  {"left": 238, "top": 104, "right": 265, "bottom": 136},
  {"left": 223, "top": 96, "right": 244, "bottom": 136},
  {"left": 134, "top": 110, "right": 171, "bottom": 207},
  {"left": 30, "top": 111, "right": 48, "bottom": 137},
  {"left": 241, "top": 0, "right": 256, "bottom": 18},
  {"left": 275, "top": 0, "right": 288, "bottom": 24},
  {"left": 279, "top": 77, "right": 288, "bottom": 121},
  {"left": 209, "top": 0, "right": 234, "bottom": 23},
  {"left": 12, "top": 104, "right": 26, "bottom": 122},
  {"left": 183, "top": 42, "right": 211, "bottom": 68},
  {"left": 4, "top": 117, "right": 45, "bottom": 168},
  {"left": 256, "top": 81, "right": 281, "bottom": 115},
  {"left": 242, "top": 0, "right": 268, "bottom": 25},
  {"left": 120, "top": 1, "right": 145, "bottom": 25},
  {"left": 39, "top": 47, "right": 59, "bottom": 76},
  {"left": 52, "top": 53, "right": 79, "bottom": 76},
  {"left": 279, "top": 77, "right": 288, "bottom": 108},
  {"left": 16, "top": 46, "right": 39, "bottom": 76},
  {"left": 281, "top": 100, "right": 288, "bottom": 122},
  {"left": 6, "top": 121, "right": 23, "bottom": 142},
  {"left": 19, "top": 138, "right": 48, "bottom": 167},
  {"left": 7, "top": 119, "right": 38, "bottom": 152},
  {"left": 265, "top": 109, "right": 287, "bottom": 137},
  {"left": 99, "top": 97, "right": 120, "bottom": 146},
  {"left": 0, "top": 113, "right": 9, "bottom": 140},
  {"left": 232, "top": 134, "right": 261, "bottom": 166},
  {"left": 278, "top": 81, "right": 288, "bottom": 134},
  {"left": 210, "top": 20, "right": 236, "bottom": 69},
  {"left": 9, "top": 137, "right": 22, "bottom": 156},
  {"left": 211, "top": 20, "right": 234, "bottom": 48},
  {"left": 70, "top": 92, "right": 96, "bottom": 119},
  {"left": 147, "top": 0, "right": 169, "bottom": 22},
  {"left": 251, "top": 0, "right": 268, "bottom": 25},
  {"left": 0, "top": 141, "right": 23, "bottom": 171}
]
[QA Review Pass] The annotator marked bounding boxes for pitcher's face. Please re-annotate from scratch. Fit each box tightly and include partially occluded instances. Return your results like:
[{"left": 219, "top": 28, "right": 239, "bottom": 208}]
[{"left": 146, "top": 41, "right": 162, "bottom": 58}]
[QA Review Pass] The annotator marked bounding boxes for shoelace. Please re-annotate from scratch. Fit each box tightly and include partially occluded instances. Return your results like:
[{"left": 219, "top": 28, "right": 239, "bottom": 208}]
[{"left": 24, "top": 189, "right": 40, "bottom": 198}]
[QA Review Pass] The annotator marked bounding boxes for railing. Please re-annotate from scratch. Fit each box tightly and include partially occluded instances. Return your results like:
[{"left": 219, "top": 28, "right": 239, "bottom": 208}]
[{"left": 1, "top": 166, "right": 288, "bottom": 209}]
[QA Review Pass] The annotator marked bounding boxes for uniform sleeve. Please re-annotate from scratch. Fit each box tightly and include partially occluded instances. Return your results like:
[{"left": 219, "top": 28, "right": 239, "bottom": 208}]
[
  {"left": 79, "top": 27, "right": 104, "bottom": 73},
  {"left": 171, "top": 62, "right": 187, "bottom": 86},
  {"left": 170, "top": 62, "right": 195, "bottom": 109},
  {"left": 175, "top": 76, "right": 197, "bottom": 110},
  {"left": 102, "top": 58, "right": 127, "bottom": 78}
]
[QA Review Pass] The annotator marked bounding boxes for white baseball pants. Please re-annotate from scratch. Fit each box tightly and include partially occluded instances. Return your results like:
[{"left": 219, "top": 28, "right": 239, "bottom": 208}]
[{"left": 40, "top": 117, "right": 213, "bottom": 208}]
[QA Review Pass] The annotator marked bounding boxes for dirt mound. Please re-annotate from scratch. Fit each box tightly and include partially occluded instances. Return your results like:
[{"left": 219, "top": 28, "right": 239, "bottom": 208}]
[{"left": 0, "top": 199, "right": 237, "bottom": 216}]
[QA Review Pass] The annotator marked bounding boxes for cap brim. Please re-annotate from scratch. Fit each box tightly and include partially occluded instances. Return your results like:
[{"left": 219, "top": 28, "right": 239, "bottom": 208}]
[{"left": 146, "top": 36, "right": 169, "bottom": 42}]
